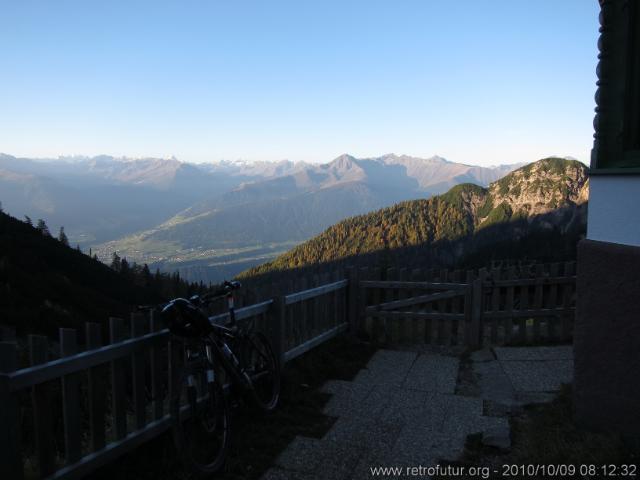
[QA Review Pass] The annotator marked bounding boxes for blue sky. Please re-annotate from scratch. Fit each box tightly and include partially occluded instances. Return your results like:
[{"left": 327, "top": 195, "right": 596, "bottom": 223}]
[{"left": 0, "top": 1, "right": 600, "bottom": 166}]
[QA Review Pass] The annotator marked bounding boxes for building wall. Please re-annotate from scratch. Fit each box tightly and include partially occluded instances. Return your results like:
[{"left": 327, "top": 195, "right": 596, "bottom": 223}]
[
  {"left": 575, "top": 239, "right": 640, "bottom": 437},
  {"left": 587, "top": 176, "right": 640, "bottom": 247}
]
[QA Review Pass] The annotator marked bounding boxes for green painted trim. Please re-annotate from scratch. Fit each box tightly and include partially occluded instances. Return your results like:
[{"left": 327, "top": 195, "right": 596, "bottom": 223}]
[{"left": 589, "top": 167, "right": 640, "bottom": 175}]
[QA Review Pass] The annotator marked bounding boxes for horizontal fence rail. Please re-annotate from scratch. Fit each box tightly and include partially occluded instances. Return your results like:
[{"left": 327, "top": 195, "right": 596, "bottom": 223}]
[
  {"left": 284, "top": 279, "right": 348, "bottom": 305},
  {"left": 0, "top": 276, "right": 349, "bottom": 480}
]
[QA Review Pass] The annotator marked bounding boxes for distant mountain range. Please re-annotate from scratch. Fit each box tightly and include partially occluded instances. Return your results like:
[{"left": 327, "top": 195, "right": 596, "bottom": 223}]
[
  {"left": 0, "top": 153, "right": 306, "bottom": 245},
  {"left": 242, "top": 157, "right": 589, "bottom": 278},
  {"left": 79, "top": 154, "right": 523, "bottom": 281}
]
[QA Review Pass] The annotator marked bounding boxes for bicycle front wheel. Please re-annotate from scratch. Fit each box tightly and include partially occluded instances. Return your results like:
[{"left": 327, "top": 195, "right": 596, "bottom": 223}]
[
  {"left": 242, "top": 332, "right": 281, "bottom": 412},
  {"left": 171, "top": 362, "right": 230, "bottom": 475}
]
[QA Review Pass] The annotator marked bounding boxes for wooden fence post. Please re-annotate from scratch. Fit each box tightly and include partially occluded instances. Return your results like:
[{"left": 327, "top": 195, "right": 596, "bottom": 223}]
[
  {"left": 463, "top": 271, "right": 474, "bottom": 346},
  {"left": 346, "top": 267, "right": 358, "bottom": 335},
  {"left": 562, "top": 261, "right": 576, "bottom": 341},
  {"left": 438, "top": 268, "right": 449, "bottom": 345},
  {"left": 451, "top": 270, "right": 463, "bottom": 345},
  {"left": 311, "top": 274, "right": 320, "bottom": 338},
  {"left": 298, "top": 277, "right": 308, "bottom": 344},
  {"left": 489, "top": 268, "right": 501, "bottom": 344},
  {"left": 109, "top": 317, "right": 127, "bottom": 440},
  {"left": 370, "top": 267, "right": 382, "bottom": 343},
  {"left": 60, "top": 328, "right": 82, "bottom": 465},
  {"left": 168, "top": 333, "right": 183, "bottom": 423},
  {"left": 518, "top": 264, "right": 530, "bottom": 344},
  {"left": 470, "top": 278, "right": 483, "bottom": 348},
  {"left": 397, "top": 268, "right": 409, "bottom": 343},
  {"left": 86, "top": 322, "right": 106, "bottom": 452},
  {"left": 131, "top": 313, "right": 148, "bottom": 430},
  {"left": 425, "top": 269, "right": 436, "bottom": 344},
  {"left": 320, "top": 272, "right": 330, "bottom": 335},
  {"left": 150, "top": 311, "right": 164, "bottom": 421},
  {"left": 411, "top": 268, "right": 425, "bottom": 344},
  {"left": 505, "top": 266, "right": 516, "bottom": 344},
  {"left": 533, "top": 264, "right": 544, "bottom": 342},
  {"left": 358, "top": 267, "right": 369, "bottom": 338},
  {"left": 29, "top": 334, "right": 55, "bottom": 477},
  {"left": 0, "top": 341, "right": 23, "bottom": 480},
  {"left": 384, "top": 268, "right": 397, "bottom": 344},
  {"left": 271, "top": 295, "right": 286, "bottom": 366},
  {"left": 332, "top": 270, "right": 340, "bottom": 329}
]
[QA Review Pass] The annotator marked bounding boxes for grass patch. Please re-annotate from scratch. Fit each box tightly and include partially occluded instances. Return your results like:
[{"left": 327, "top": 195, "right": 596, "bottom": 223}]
[
  {"left": 89, "top": 335, "right": 376, "bottom": 480},
  {"left": 437, "top": 385, "right": 639, "bottom": 479}
]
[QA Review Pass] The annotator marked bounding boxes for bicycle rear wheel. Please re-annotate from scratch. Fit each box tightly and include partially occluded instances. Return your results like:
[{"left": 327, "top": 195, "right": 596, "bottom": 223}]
[
  {"left": 171, "top": 361, "right": 229, "bottom": 475},
  {"left": 242, "top": 332, "right": 281, "bottom": 412}
]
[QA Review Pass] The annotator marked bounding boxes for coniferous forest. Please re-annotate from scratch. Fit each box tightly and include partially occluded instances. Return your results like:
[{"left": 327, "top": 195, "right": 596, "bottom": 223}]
[{"left": 0, "top": 208, "right": 211, "bottom": 337}]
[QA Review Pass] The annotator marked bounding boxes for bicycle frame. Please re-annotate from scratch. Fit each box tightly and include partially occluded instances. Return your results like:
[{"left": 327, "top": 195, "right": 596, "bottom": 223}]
[{"left": 183, "top": 290, "right": 253, "bottom": 393}]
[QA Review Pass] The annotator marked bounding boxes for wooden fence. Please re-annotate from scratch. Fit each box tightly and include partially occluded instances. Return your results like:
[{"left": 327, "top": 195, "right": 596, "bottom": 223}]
[
  {"left": 356, "top": 261, "right": 576, "bottom": 347},
  {"left": 0, "top": 261, "right": 576, "bottom": 479},
  {"left": 0, "top": 278, "right": 349, "bottom": 480}
]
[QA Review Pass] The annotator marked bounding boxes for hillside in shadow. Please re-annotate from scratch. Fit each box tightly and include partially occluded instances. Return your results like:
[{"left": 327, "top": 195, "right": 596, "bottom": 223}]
[
  {"left": 239, "top": 204, "right": 586, "bottom": 293},
  {"left": 0, "top": 211, "right": 209, "bottom": 338}
]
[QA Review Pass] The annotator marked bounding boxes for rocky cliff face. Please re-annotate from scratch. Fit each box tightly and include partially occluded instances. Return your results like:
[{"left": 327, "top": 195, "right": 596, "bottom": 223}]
[{"left": 483, "top": 158, "right": 588, "bottom": 219}]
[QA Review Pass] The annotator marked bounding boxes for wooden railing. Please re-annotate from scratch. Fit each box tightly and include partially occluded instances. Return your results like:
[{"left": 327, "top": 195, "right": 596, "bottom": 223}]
[
  {"left": 0, "top": 262, "right": 577, "bottom": 479},
  {"left": 355, "top": 261, "right": 576, "bottom": 347},
  {"left": 0, "top": 278, "right": 350, "bottom": 480}
]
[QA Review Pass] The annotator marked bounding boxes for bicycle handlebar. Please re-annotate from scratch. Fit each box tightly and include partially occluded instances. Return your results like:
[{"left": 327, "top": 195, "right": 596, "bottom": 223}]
[
  {"left": 135, "top": 280, "right": 242, "bottom": 312},
  {"left": 203, "top": 280, "right": 242, "bottom": 300}
]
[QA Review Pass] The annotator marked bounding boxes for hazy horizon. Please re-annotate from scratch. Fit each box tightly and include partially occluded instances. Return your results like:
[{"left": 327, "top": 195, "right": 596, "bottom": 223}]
[{"left": 0, "top": 150, "right": 578, "bottom": 169}]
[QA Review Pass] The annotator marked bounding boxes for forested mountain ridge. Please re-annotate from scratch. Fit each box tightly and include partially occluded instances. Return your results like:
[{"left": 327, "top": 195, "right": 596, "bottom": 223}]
[
  {"left": 241, "top": 158, "right": 589, "bottom": 276},
  {"left": 0, "top": 210, "right": 209, "bottom": 337}
]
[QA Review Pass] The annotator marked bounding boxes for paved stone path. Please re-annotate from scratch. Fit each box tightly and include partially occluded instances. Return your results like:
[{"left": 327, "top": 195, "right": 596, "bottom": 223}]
[{"left": 261, "top": 346, "right": 573, "bottom": 480}]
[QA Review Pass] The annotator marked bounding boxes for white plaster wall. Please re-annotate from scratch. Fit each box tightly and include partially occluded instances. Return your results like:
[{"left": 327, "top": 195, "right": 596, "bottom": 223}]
[{"left": 587, "top": 176, "right": 640, "bottom": 247}]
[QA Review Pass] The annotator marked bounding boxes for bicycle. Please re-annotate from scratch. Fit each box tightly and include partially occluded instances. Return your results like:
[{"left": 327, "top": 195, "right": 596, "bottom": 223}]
[{"left": 159, "top": 280, "right": 281, "bottom": 475}]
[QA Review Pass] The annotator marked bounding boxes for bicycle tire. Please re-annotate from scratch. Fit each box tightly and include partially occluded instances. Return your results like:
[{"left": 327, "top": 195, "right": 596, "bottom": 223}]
[
  {"left": 171, "top": 361, "right": 230, "bottom": 475},
  {"left": 241, "top": 332, "right": 281, "bottom": 412}
]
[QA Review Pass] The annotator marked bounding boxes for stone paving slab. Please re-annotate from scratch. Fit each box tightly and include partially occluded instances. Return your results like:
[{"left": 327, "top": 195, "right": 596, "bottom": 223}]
[
  {"left": 442, "top": 393, "right": 484, "bottom": 419},
  {"left": 316, "top": 416, "right": 403, "bottom": 480},
  {"left": 273, "top": 436, "right": 324, "bottom": 474},
  {"left": 367, "top": 349, "right": 419, "bottom": 368},
  {"left": 472, "top": 360, "right": 517, "bottom": 404},
  {"left": 320, "top": 380, "right": 374, "bottom": 417},
  {"left": 260, "top": 468, "right": 312, "bottom": 480},
  {"left": 494, "top": 345, "right": 573, "bottom": 362},
  {"left": 470, "top": 348, "right": 495, "bottom": 363},
  {"left": 323, "top": 415, "right": 401, "bottom": 448},
  {"left": 379, "top": 387, "right": 433, "bottom": 423},
  {"left": 345, "top": 420, "right": 405, "bottom": 480},
  {"left": 501, "top": 359, "right": 573, "bottom": 392},
  {"left": 402, "top": 354, "right": 459, "bottom": 394},
  {"left": 441, "top": 410, "right": 508, "bottom": 441},
  {"left": 384, "top": 425, "right": 443, "bottom": 472},
  {"left": 438, "top": 394, "right": 486, "bottom": 441},
  {"left": 351, "top": 349, "right": 417, "bottom": 386}
]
